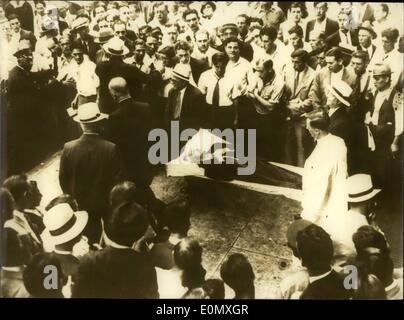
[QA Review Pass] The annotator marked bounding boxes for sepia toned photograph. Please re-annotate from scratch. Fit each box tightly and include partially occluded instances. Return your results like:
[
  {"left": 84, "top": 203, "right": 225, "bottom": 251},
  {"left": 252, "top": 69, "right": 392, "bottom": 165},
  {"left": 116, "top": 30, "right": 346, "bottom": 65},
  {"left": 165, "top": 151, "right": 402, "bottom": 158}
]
[{"left": 0, "top": 1, "right": 402, "bottom": 302}]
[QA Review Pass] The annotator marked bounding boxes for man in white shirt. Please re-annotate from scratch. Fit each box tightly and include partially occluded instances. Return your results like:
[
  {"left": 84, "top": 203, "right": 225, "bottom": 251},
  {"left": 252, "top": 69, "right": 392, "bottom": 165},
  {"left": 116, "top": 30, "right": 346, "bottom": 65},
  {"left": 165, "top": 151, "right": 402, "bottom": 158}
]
[
  {"left": 192, "top": 29, "right": 219, "bottom": 66},
  {"left": 279, "top": 2, "right": 306, "bottom": 45},
  {"left": 70, "top": 42, "right": 99, "bottom": 106},
  {"left": 148, "top": 2, "right": 171, "bottom": 34},
  {"left": 198, "top": 52, "right": 234, "bottom": 129}
]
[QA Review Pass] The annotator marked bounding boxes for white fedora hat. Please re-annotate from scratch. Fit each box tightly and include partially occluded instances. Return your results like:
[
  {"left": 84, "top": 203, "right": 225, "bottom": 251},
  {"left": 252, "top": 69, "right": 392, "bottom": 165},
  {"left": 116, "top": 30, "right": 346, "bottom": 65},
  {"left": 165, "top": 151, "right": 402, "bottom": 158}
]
[
  {"left": 328, "top": 80, "right": 352, "bottom": 107},
  {"left": 171, "top": 63, "right": 191, "bottom": 82},
  {"left": 73, "top": 102, "right": 109, "bottom": 123},
  {"left": 43, "top": 203, "right": 88, "bottom": 245},
  {"left": 102, "top": 37, "right": 129, "bottom": 56},
  {"left": 347, "top": 174, "right": 381, "bottom": 203}
]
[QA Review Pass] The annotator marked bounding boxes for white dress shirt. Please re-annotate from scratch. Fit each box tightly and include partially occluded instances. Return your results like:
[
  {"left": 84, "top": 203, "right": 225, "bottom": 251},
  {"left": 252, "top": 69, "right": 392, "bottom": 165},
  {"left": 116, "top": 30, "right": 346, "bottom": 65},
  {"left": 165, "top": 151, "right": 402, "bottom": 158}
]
[
  {"left": 225, "top": 57, "right": 251, "bottom": 99},
  {"left": 72, "top": 57, "right": 99, "bottom": 97},
  {"left": 198, "top": 69, "right": 233, "bottom": 106}
]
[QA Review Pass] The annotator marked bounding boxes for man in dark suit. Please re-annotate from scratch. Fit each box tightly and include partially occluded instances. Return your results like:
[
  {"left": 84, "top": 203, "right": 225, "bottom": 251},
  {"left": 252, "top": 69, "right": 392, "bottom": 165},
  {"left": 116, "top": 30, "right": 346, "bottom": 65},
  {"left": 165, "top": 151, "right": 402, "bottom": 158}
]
[
  {"left": 72, "top": 201, "right": 159, "bottom": 298},
  {"left": 96, "top": 37, "right": 162, "bottom": 114},
  {"left": 365, "top": 63, "right": 396, "bottom": 190},
  {"left": 357, "top": 21, "right": 377, "bottom": 63},
  {"left": 7, "top": 41, "right": 54, "bottom": 174},
  {"left": 71, "top": 16, "right": 99, "bottom": 62},
  {"left": 297, "top": 224, "right": 351, "bottom": 299},
  {"left": 350, "top": 51, "right": 373, "bottom": 174},
  {"left": 59, "top": 102, "right": 124, "bottom": 243},
  {"left": 326, "top": 80, "right": 355, "bottom": 172},
  {"left": 107, "top": 77, "right": 155, "bottom": 191},
  {"left": 174, "top": 40, "right": 209, "bottom": 85},
  {"left": 326, "top": 11, "right": 359, "bottom": 48},
  {"left": 8, "top": 14, "right": 36, "bottom": 49},
  {"left": 166, "top": 64, "right": 205, "bottom": 135},
  {"left": 305, "top": 2, "right": 339, "bottom": 43}
]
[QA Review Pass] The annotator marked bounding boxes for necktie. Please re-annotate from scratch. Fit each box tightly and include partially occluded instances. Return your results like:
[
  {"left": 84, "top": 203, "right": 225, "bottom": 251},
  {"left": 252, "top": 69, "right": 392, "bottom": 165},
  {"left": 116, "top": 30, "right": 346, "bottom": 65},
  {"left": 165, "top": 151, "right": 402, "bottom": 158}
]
[
  {"left": 293, "top": 72, "right": 299, "bottom": 97},
  {"left": 173, "top": 90, "right": 182, "bottom": 119},
  {"left": 212, "top": 77, "right": 221, "bottom": 107}
]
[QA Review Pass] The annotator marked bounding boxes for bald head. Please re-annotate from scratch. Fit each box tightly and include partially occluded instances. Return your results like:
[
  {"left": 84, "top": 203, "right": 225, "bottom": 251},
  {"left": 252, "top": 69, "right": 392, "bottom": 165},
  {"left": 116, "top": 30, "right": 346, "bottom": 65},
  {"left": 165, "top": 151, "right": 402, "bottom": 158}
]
[{"left": 108, "top": 77, "right": 130, "bottom": 102}]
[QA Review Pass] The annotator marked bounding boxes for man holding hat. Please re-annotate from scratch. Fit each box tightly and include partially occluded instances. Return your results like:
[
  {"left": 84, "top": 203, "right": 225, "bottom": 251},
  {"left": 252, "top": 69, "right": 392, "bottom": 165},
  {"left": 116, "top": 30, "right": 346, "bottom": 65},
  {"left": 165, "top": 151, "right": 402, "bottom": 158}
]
[
  {"left": 59, "top": 102, "right": 124, "bottom": 243},
  {"left": 72, "top": 201, "right": 158, "bottom": 298}
]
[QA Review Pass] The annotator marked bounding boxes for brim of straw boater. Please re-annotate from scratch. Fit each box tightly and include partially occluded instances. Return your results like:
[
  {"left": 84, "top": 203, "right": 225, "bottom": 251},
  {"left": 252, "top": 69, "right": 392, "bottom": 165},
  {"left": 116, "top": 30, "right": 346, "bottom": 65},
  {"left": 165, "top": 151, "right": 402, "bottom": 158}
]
[
  {"left": 102, "top": 42, "right": 130, "bottom": 56},
  {"left": 348, "top": 187, "right": 381, "bottom": 203},
  {"left": 171, "top": 69, "right": 190, "bottom": 82},
  {"left": 328, "top": 85, "right": 351, "bottom": 107}
]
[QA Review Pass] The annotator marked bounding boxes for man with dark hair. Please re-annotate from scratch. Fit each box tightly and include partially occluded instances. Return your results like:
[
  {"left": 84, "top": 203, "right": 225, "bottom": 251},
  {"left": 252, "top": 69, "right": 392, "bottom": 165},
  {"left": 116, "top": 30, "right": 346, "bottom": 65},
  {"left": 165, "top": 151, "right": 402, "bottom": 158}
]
[
  {"left": 305, "top": 2, "right": 339, "bottom": 43},
  {"left": 220, "top": 253, "right": 255, "bottom": 299},
  {"left": 112, "top": 20, "right": 134, "bottom": 53},
  {"left": 219, "top": 23, "right": 253, "bottom": 62},
  {"left": 349, "top": 50, "right": 373, "bottom": 173},
  {"left": 280, "top": 2, "right": 306, "bottom": 45},
  {"left": 365, "top": 63, "right": 396, "bottom": 190},
  {"left": 326, "top": 10, "right": 359, "bottom": 48},
  {"left": 23, "top": 252, "right": 67, "bottom": 298},
  {"left": 8, "top": 13, "right": 36, "bottom": 49},
  {"left": 257, "top": 26, "right": 288, "bottom": 74},
  {"left": 309, "top": 47, "right": 356, "bottom": 110},
  {"left": 72, "top": 201, "right": 158, "bottom": 298},
  {"left": 192, "top": 29, "right": 219, "bottom": 66},
  {"left": 373, "top": 28, "right": 403, "bottom": 86},
  {"left": 198, "top": 52, "right": 233, "bottom": 129},
  {"left": 236, "top": 14, "right": 250, "bottom": 42},
  {"left": 283, "top": 49, "right": 315, "bottom": 167},
  {"left": 174, "top": 40, "right": 209, "bottom": 85},
  {"left": 71, "top": 16, "right": 98, "bottom": 62},
  {"left": 297, "top": 224, "right": 351, "bottom": 299}
]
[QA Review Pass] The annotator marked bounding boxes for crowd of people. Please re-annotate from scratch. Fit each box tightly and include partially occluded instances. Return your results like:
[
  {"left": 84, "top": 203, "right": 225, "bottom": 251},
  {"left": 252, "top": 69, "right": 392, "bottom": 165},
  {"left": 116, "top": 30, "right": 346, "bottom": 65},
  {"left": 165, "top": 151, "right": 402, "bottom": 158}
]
[{"left": 0, "top": 1, "right": 403, "bottom": 299}]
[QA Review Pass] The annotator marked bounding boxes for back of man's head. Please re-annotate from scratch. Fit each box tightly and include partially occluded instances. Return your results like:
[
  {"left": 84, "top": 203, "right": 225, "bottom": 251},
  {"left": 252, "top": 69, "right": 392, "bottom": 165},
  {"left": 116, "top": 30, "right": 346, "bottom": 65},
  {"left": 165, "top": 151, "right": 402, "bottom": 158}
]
[
  {"left": 108, "top": 77, "right": 129, "bottom": 97},
  {"left": 296, "top": 224, "right": 334, "bottom": 273}
]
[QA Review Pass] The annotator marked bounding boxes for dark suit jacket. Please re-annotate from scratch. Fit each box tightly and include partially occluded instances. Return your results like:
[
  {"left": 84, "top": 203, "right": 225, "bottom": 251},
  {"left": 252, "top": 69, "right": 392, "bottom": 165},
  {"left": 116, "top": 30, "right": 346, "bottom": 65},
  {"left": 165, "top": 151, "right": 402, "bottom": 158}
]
[
  {"left": 96, "top": 58, "right": 162, "bottom": 114},
  {"left": 305, "top": 18, "right": 339, "bottom": 42},
  {"left": 329, "top": 107, "right": 353, "bottom": 150},
  {"left": 106, "top": 98, "right": 154, "bottom": 187},
  {"left": 166, "top": 84, "right": 205, "bottom": 132},
  {"left": 326, "top": 30, "right": 359, "bottom": 48},
  {"left": 51, "top": 252, "right": 79, "bottom": 278},
  {"left": 72, "top": 246, "right": 159, "bottom": 298},
  {"left": 369, "top": 88, "right": 396, "bottom": 150},
  {"left": 59, "top": 134, "right": 124, "bottom": 219},
  {"left": 300, "top": 270, "right": 351, "bottom": 299},
  {"left": 190, "top": 57, "right": 210, "bottom": 84},
  {"left": 20, "top": 29, "right": 36, "bottom": 50},
  {"left": 72, "top": 35, "right": 99, "bottom": 62}
]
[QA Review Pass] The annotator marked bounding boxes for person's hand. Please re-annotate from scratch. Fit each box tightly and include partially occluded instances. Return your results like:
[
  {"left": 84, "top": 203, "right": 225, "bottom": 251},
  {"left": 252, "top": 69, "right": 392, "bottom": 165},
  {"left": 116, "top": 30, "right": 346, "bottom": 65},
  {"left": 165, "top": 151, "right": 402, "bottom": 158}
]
[
  {"left": 72, "top": 236, "right": 90, "bottom": 258},
  {"left": 154, "top": 59, "right": 165, "bottom": 73}
]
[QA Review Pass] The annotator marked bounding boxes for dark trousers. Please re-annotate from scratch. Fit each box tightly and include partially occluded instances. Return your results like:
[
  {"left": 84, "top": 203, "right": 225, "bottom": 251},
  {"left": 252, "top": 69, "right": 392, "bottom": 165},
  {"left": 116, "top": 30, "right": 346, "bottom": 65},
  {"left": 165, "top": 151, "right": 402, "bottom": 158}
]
[{"left": 207, "top": 104, "right": 236, "bottom": 131}]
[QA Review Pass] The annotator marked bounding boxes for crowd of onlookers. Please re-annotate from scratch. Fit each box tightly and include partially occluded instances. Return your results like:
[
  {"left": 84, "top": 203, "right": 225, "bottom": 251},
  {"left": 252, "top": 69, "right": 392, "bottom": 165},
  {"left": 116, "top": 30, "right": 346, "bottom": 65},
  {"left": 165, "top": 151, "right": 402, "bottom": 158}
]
[{"left": 0, "top": 1, "right": 403, "bottom": 299}]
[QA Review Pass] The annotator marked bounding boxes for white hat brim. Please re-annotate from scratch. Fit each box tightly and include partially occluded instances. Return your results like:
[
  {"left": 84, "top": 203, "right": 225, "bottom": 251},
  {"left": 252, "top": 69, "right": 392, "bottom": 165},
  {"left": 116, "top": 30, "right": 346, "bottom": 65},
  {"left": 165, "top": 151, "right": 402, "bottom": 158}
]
[
  {"left": 102, "top": 43, "right": 130, "bottom": 56},
  {"left": 73, "top": 113, "right": 109, "bottom": 123},
  {"left": 348, "top": 188, "right": 381, "bottom": 203},
  {"left": 46, "top": 210, "right": 89, "bottom": 245},
  {"left": 328, "top": 86, "right": 351, "bottom": 107}
]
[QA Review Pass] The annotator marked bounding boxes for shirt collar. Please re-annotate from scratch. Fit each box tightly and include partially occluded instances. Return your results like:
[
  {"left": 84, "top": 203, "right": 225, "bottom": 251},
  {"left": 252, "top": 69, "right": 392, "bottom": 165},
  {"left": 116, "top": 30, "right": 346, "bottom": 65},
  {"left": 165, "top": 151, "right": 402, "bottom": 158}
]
[
  {"left": 103, "top": 232, "right": 132, "bottom": 249},
  {"left": 309, "top": 269, "right": 332, "bottom": 284}
]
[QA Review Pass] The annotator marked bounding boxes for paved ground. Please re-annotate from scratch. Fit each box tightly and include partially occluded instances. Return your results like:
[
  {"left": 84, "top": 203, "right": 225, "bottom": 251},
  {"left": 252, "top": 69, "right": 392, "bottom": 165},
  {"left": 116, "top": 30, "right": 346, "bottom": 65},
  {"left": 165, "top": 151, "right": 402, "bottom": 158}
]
[{"left": 28, "top": 151, "right": 402, "bottom": 299}]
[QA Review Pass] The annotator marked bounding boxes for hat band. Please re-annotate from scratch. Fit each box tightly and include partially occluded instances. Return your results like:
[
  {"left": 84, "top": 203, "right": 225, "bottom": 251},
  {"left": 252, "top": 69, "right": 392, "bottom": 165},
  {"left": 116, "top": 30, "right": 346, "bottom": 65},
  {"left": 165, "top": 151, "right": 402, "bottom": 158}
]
[
  {"left": 108, "top": 47, "right": 124, "bottom": 55},
  {"left": 49, "top": 214, "right": 77, "bottom": 237},
  {"left": 172, "top": 70, "right": 189, "bottom": 81},
  {"left": 80, "top": 113, "right": 101, "bottom": 122},
  {"left": 349, "top": 186, "right": 374, "bottom": 198},
  {"left": 332, "top": 86, "right": 349, "bottom": 102}
]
